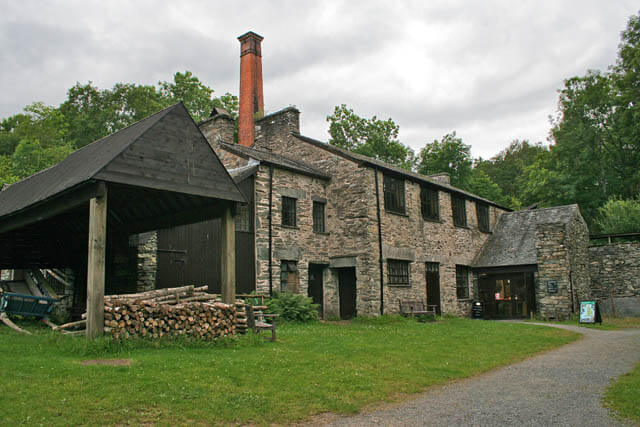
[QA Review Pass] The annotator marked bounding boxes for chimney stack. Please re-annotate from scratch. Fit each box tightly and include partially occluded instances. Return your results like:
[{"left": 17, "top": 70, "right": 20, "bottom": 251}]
[{"left": 237, "top": 31, "right": 264, "bottom": 147}]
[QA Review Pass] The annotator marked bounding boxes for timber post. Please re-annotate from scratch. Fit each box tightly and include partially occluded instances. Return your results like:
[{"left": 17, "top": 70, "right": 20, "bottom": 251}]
[
  {"left": 86, "top": 186, "right": 107, "bottom": 340},
  {"left": 220, "top": 203, "right": 236, "bottom": 304}
]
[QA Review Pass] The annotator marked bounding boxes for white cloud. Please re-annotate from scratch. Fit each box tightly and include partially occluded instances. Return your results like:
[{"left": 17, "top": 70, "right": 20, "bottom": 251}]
[{"left": 0, "top": 0, "right": 637, "bottom": 158}]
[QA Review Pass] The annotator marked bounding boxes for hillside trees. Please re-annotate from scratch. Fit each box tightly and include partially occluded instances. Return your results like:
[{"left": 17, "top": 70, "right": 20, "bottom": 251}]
[
  {"left": 0, "top": 71, "right": 236, "bottom": 186},
  {"left": 326, "top": 104, "right": 415, "bottom": 170}
]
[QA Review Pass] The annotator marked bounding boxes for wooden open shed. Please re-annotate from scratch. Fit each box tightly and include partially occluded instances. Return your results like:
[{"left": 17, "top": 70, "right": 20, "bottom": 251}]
[{"left": 0, "top": 103, "right": 244, "bottom": 338}]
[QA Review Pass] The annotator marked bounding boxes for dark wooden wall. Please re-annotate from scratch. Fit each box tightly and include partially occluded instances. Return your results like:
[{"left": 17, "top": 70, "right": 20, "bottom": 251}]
[{"left": 156, "top": 178, "right": 255, "bottom": 293}]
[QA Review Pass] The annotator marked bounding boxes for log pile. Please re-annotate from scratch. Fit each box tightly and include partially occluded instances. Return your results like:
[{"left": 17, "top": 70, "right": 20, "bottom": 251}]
[{"left": 80, "top": 285, "right": 250, "bottom": 340}]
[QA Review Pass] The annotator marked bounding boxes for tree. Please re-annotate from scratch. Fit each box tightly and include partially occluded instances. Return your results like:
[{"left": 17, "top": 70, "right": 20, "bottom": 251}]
[
  {"left": 595, "top": 195, "right": 640, "bottom": 234},
  {"left": 466, "top": 168, "right": 510, "bottom": 206},
  {"left": 158, "top": 71, "right": 238, "bottom": 122},
  {"left": 326, "top": 104, "right": 415, "bottom": 170},
  {"left": 474, "top": 139, "right": 546, "bottom": 207},
  {"left": 417, "top": 132, "right": 472, "bottom": 188}
]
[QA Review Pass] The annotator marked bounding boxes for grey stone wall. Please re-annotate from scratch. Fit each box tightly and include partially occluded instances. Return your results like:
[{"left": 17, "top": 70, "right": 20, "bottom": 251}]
[
  {"left": 589, "top": 242, "right": 640, "bottom": 316},
  {"left": 135, "top": 232, "right": 157, "bottom": 292},
  {"left": 251, "top": 108, "right": 506, "bottom": 317},
  {"left": 535, "top": 224, "right": 573, "bottom": 319},
  {"left": 200, "top": 114, "right": 235, "bottom": 145}
]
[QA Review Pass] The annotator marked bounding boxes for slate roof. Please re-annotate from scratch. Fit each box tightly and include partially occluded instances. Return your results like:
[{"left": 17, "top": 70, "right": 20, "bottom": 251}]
[
  {"left": 218, "top": 142, "right": 331, "bottom": 181},
  {"left": 292, "top": 133, "right": 511, "bottom": 211},
  {"left": 0, "top": 103, "right": 244, "bottom": 221},
  {"left": 473, "top": 204, "right": 580, "bottom": 268}
]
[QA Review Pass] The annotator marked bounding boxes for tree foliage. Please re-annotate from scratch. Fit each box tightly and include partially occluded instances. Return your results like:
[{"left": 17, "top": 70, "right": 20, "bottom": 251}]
[
  {"left": 595, "top": 195, "right": 640, "bottom": 234},
  {"left": 417, "top": 132, "right": 473, "bottom": 188},
  {"left": 0, "top": 71, "right": 236, "bottom": 187},
  {"left": 326, "top": 104, "right": 415, "bottom": 170}
]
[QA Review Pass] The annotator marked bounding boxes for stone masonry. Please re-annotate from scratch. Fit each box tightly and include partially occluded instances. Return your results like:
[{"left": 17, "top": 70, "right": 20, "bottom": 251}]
[
  {"left": 207, "top": 106, "right": 508, "bottom": 317},
  {"left": 589, "top": 241, "right": 640, "bottom": 316}
]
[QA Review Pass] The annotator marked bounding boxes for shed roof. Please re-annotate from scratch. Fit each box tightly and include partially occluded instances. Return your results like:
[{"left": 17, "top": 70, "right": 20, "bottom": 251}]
[
  {"left": 0, "top": 103, "right": 245, "bottom": 268},
  {"left": 473, "top": 204, "right": 580, "bottom": 268}
]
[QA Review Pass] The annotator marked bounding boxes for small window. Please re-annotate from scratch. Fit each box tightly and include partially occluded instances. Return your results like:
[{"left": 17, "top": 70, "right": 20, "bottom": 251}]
[
  {"left": 280, "top": 260, "right": 299, "bottom": 293},
  {"left": 383, "top": 174, "right": 405, "bottom": 214},
  {"left": 282, "top": 196, "right": 296, "bottom": 227},
  {"left": 235, "top": 203, "right": 251, "bottom": 232},
  {"left": 420, "top": 186, "right": 439, "bottom": 221},
  {"left": 388, "top": 260, "right": 410, "bottom": 285},
  {"left": 456, "top": 265, "right": 470, "bottom": 299},
  {"left": 313, "top": 201, "right": 326, "bottom": 233},
  {"left": 476, "top": 203, "right": 490, "bottom": 232},
  {"left": 452, "top": 194, "right": 467, "bottom": 227}
]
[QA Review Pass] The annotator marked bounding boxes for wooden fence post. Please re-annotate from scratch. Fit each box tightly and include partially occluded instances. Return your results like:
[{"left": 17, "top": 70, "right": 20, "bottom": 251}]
[
  {"left": 220, "top": 204, "right": 236, "bottom": 305},
  {"left": 86, "top": 190, "right": 107, "bottom": 340}
]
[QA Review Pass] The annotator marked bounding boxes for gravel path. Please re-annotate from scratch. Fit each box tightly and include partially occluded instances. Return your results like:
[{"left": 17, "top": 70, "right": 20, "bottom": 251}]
[{"left": 318, "top": 323, "right": 640, "bottom": 427}]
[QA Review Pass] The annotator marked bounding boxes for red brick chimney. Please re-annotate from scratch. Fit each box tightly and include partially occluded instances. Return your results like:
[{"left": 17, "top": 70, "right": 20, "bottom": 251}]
[{"left": 237, "top": 31, "right": 264, "bottom": 147}]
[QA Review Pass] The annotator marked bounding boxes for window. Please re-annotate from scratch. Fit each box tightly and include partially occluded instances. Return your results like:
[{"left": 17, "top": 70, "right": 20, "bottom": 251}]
[
  {"left": 388, "top": 260, "right": 410, "bottom": 285},
  {"left": 280, "top": 260, "right": 299, "bottom": 293},
  {"left": 452, "top": 194, "right": 467, "bottom": 227},
  {"left": 456, "top": 265, "right": 470, "bottom": 299},
  {"left": 313, "top": 201, "right": 325, "bottom": 233},
  {"left": 383, "top": 174, "right": 405, "bottom": 214},
  {"left": 420, "top": 186, "right": 439, "bottom": 221},
  {"left": 235, "top": 203, "right": 251, "bottom": 232},
  {"left": 282, "top": 196, "right": 296, "bottom": 227},
  {"left": 476, "top": 203, "right": 490, "bottom": 232}
]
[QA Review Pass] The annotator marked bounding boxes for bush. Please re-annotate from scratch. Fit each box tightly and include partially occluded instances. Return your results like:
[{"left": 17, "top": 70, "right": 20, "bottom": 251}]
[
  {"left": 596, "top": 195, "right": 640, "bottom": 234},
  {"left": 265, "top": 292, "right": 319, "bottom": 323}
]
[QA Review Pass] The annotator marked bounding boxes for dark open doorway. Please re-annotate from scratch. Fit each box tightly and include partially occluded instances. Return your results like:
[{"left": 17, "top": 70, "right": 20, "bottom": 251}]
[
  {"left": 338, "top": 268, "right": 357, "bottom": 319},
  {"left": 478, "top": 271, "right": 536, "bottom": 319},
  {"left": 308, "top": 263, "right": 324, "bottom": 316},
  {"left": 425, "top": 262, "right": 441, "bottom": 315}
]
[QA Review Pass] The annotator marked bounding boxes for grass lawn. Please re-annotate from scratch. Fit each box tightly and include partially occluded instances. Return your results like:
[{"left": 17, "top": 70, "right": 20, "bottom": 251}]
[
  {"left": 526, "top": 316, "right": 640, "bottom": 330},
  {"left": 0, "top": 317, "right": 579, "bottom": 425},
  {"left": 605, "top": 362, "right": 640, "bottom": 424}
]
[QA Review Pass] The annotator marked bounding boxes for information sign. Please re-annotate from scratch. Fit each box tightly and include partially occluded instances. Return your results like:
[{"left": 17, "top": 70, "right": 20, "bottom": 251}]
[
  {"left": 547, "top": 280, "right": 558, "bottom": 294},
  {"left": 579, "top": 301, "right": 602, "bottom": 324}
]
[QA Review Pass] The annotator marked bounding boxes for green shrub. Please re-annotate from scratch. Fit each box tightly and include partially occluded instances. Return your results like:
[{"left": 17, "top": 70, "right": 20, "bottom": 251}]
[{"left": 265, "top": 292, "right": 319, "bottom": 322}]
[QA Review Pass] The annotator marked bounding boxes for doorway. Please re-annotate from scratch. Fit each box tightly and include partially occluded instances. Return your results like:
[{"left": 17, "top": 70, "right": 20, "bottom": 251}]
[
  {"left": 308, "top": 263, "right": 324, "bottom": 316},
  {"left": 478, "top": 272, "right": 536, "bottom": 319},
  {"left": 338, "top": 268, "right": 357, "bottom": 319},
  {"left": 425, "top": 262, "right": 441, "bottom": 315}
]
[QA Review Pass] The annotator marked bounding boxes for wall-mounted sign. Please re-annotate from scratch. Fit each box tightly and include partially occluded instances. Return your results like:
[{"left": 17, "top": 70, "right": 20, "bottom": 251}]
[
  {"left": 547, "top": 280, "right": 558, "bottom": 294},
  {"left": 579, "top": 301, "right": 602, "bottom": 324}
]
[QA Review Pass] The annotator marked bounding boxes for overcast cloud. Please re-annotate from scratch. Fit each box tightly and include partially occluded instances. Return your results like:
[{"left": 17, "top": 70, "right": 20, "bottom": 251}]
[{"left": 0, "top": 1, "right": 637, "bottom": 158}]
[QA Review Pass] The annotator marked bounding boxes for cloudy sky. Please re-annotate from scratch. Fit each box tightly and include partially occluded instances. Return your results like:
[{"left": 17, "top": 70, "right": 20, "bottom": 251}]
[{"left": 1, "top": 1, "right": 637, "bottom": 158}]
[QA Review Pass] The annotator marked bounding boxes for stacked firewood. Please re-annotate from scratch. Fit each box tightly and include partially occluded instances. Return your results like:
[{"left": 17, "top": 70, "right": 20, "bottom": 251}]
[{"left": 67, "top": 285, "right": 250, "bottom": 340}]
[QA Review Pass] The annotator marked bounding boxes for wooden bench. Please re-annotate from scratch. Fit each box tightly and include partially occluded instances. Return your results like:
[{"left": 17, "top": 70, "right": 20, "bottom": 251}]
[
  {"left": 399, "top": 299, "right": 437, "bottom": 317},
  {"left": 245, "top": 304, "right": 278, "bottom": 342}
]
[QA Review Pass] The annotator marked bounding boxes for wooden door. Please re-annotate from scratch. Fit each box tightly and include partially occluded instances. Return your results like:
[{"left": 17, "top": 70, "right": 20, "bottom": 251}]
[
  {"left": 425, "top": 262, "right": 441, "bottom": 315},
  {"left": 338, "top": 268, "right": 357, "bottom": 319},
  {"left": 308, "top": 264, "right": 324, "bottom": 315}
]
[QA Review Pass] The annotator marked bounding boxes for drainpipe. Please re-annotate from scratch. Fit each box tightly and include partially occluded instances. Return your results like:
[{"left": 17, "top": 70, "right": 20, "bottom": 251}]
[
  {"left": 374, "top": 168, "right": 384, "bottom": 315},
  {"left": 268, "top": 164, "right": 274, "bottom": 296}
]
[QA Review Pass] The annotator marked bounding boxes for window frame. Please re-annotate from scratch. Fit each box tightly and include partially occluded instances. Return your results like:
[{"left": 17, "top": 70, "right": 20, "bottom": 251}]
[
  {"left": 281, "top": 196, "right": 297, "bottom": 228},
  {"left": 235, "top": 202, "right": 251, "bottom": 232},
  {"left": 456, "top": 265, "right": 470, "bottom": 299},
  {"left": 476, "top": 202, "right": 490, "bottom": 233},
  {"left": 383, "top": 174, "right": 406, "bottom": 215},
  {"left": 387, "top": 259, "right": 410, "bottom": 286},
  {"left": 452, "top": 194, "right": 467, "bottom": 227},
  {"left": 420, "top": 185, "right": 440, "bottom": 221},
  {"left": 312, "top": 201, "right": 326, "bottom": 233}
]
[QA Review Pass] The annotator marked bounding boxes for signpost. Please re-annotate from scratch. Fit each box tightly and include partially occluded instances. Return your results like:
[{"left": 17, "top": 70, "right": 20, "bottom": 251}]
[{"left": 579, "top": 301, "right": 602, "bottom": 324}]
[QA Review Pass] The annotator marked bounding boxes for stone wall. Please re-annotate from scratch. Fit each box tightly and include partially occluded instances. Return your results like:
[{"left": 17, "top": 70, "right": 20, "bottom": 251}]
[
  {"left": 134, "top": 232, "right": 157, "bottom": 292},
  {"left": 534, "top": 224, "right": 573, "bottom": 319},
  {"left": 589, "top": 242, "right": 640, "bottom": 316},
  {"left": 250, "top": 108, "right": 506, "bottom": 316}
]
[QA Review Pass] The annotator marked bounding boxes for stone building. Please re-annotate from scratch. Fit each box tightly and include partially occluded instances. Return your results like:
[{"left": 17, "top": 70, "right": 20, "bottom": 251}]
[{"left": 10, "top": 31, "right": 589, "bottom": 320}]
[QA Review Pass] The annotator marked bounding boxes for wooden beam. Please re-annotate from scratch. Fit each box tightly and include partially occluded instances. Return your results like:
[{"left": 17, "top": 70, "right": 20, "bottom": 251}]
[
  {"left": 86, "top": 189, "right": 107, "bottom": 340},
  {"left": 219, "top": 203, "right": 235, "bottom": 304}
]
